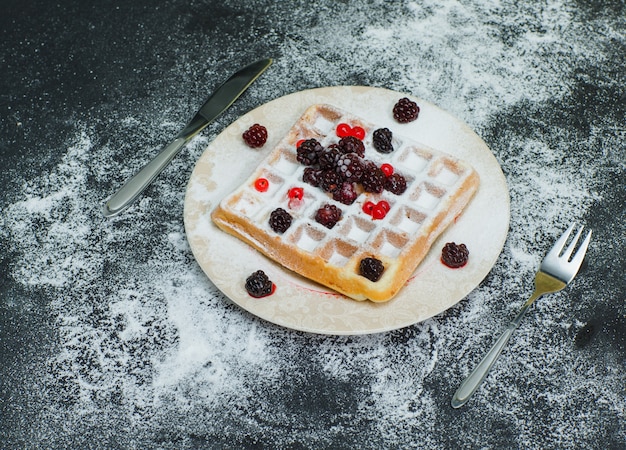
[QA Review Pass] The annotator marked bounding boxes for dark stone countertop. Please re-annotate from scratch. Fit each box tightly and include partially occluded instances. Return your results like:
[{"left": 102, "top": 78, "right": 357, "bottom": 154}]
[{"left": 1, "top": 1, "right": 624, "bottom": 448}]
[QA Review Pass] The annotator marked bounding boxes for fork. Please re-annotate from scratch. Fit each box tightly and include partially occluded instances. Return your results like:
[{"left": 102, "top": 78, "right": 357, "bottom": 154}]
[{"left": 451, "top": 223, "right": 592, "bottom": 408}]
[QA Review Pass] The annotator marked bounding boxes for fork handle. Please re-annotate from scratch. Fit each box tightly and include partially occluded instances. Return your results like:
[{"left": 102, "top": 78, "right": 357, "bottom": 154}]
[
  {"left": 451, "top": 299, "right": 535, "bottom": 409},
  {"left": 451, "top": 322, "right": 518, "bottom": 408},
  {"left": 451, "top": 286, "right": 548, "bottom": 409}
]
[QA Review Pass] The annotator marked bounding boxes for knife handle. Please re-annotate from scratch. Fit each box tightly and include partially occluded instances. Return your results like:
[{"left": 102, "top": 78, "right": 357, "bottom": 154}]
[{"left": 102, "top": 137, "right": 187, "bottom": 217}]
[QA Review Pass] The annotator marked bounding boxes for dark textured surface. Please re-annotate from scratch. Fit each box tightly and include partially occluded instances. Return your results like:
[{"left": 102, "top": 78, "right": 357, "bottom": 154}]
[{"left": 1, "top": 1, "right": 624, "bottom": 448}]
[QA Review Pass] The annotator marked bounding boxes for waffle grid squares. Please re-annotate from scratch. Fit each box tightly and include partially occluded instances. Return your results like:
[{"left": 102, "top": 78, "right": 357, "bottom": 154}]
[
  {"left": 213, "top": 104, "right": 479, "bottom": 301},
  {"left": 225, "top": 108, "right": 472, "bottom": 268}
]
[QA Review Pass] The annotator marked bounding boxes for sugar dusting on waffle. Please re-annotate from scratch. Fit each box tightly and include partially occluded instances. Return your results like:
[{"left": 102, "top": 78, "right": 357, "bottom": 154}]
[{"left": 212, "top": 103, "right": 479, "bottom": 302}]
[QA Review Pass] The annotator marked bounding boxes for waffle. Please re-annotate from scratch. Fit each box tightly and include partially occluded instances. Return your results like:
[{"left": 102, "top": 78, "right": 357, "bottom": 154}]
[{"left": 211, "top": 104, "right": 480, "bottom": 302}]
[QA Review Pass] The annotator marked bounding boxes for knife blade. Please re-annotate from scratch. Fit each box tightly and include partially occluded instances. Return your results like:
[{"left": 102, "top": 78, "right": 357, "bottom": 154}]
[{"left": 102, "top": 58, "right": 273, "bottom": 217}]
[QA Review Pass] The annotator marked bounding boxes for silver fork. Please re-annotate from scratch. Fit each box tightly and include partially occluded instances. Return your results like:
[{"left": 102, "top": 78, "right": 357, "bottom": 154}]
[{"left": 451, "top": 223, "right": 592, "bottom": 408}]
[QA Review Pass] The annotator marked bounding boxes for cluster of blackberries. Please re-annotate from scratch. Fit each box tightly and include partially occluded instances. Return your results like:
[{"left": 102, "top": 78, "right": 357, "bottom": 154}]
[
  {"left": 359, "top": 257, "right": 385, "bottom": 282},
  {"left": 392, "top": 98, "right": 420, "bottom": 123},
  {"left": 441, "top": 242, "right": 469, "bottom": 268},
  {"left": 269, "top": 207, "right": 292, "bottom": 233},
  {"left": 242, "top": 124, "right": 268, "bottom": 148},
  {"left": 372, "top": 128, "right": 394, "bottom": 153},
  {"left": 245, "top": 270, "right": 274, "bottom": 298},
  {"left": 296, "top": 136, "right": 407, "bottom": 205},
  {"left": 385, "top": 173, "right": 407, "bottom": 195},
  {"left": 315, "top": 204, "right": 342, "bottom": 229}
]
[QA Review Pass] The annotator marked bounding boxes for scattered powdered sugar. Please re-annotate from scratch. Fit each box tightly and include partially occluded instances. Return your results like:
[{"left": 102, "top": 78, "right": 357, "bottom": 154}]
[{"left": 2, "top": 0, "right": 624, "bottom": 447}]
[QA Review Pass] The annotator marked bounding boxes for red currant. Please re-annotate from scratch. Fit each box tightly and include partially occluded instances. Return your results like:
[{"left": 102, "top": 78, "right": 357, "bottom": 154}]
[
  {"left": 380, "top": 163, "right": 394, "bottom": 177},
  {"left": 296, "top": 139, "right": 306, "bottom": 148},
  {"left": 288, "top": 187, "right": 304, "bottom": 200},
  {"left": 336, "top": 123, "right": 352, "bottom": 138},
  {"left": 352, "top": 126, "right": 365, "bottom": 140},
  {"left": 377, "top": 200, "right": 391, "bottom": 213},
  {"left": 372, "top": 204, "right": 387, "bottom": 220},
  {"left": 254, "top": 178, "right": 269, "bottom": 192},
  {"left": 362, "top": 201, "right": 375, "bottom": 215}
]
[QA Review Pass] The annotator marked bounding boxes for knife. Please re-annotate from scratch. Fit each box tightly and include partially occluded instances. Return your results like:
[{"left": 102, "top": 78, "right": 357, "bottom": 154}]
[{"left": 102, "top": 58, "right": 273, "bottom": 217}]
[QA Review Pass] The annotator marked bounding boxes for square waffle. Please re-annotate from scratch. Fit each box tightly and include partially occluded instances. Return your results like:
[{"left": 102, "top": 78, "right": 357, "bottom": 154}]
[{"left": 211, "top": 104, "right": 480, "bottom": 302}]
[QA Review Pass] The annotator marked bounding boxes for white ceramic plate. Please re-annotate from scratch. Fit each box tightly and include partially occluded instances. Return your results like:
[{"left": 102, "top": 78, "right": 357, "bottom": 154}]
[{"left": 183, "top": 86, "right": 510, "bottom": 335}]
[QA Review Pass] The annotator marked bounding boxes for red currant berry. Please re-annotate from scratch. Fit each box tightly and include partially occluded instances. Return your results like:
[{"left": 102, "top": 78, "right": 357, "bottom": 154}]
[
  {"left": 254, "top": 178, "right": 269, "bottom": 192},
  {"left": 296, "top": 139, "right": 306, "bottom": 148},
  {"left": 352, "top": 126, "right": 365, "bottom": 140},
  {"left": 288, "top": 187, "right": 304, "bottom": 200},
  {"left": 377, "top": 200, "right": 390, "bottom": 212},
  {"left": 380, "top": 163, "right": 394, "bottom": 177},
  {"left": 372, "top": 204, "right": 387, "bottom": 220},
  {"left": 336, "top": 123, "right": 352, "bottom": 138},
  {"left": 362, "top": 201, "right": 375, "bottom": 215}
]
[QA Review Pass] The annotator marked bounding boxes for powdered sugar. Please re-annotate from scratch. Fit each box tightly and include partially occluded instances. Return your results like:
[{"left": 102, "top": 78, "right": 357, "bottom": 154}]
[{"left": 2, "top": 0, "right": 624, "bottom": 447}]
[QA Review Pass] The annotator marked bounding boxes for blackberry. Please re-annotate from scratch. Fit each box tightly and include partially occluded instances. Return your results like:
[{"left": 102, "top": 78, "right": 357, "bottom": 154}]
[
  {"left": 296, "top": 139, "right": 323, "bottom": 166},
  {"left": 359, "top": 257, "right": 384, "bottom": 282},
  {"left": 333, "top": 182, "right": 358, "bottom": 205},
  {"left": 302, "top": 167, "right": 323, "bottom": 187},
  {"left": 372, "top": 128, "right": 394, "bottom": 153},
  {"left": 360, "top": 163, "right": 386, "bottom": 193},
  {"left": 242, "top": 124, "right": 268, "bottom": 148},
  {"left": 315, "top": 204, "right": 342, "bottom": 229},
  {"left": 441, "top": 242, "right": 469, "bottom": 268},
  {"left": 319, "top": 170, "right": 341, "bottom": 193},
  {"left": 338, "top": 136, "right": 365, "bottom": 157},
  {"left": 384, "top": 173, "right": 407, "bottom": 195},
  {"left": 335, "top": 152, "right": 364, "bottom": 182},
  {"left": 393, "top": 98, "right": 420, "bottom": 123},
  {"left": 245, "top": 270, "right": 274, "bottom": 298},
  {"left": 269, "top": 208, "right": 292, "bottom": 233},
  {"left": 318, "top": 147, "right": 341, "bottom": 170}
]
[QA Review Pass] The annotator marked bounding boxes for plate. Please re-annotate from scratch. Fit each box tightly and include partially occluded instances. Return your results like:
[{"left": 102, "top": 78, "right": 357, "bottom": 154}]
[{"left": 183, "top": 86, "right": 510, "bottom": 335}]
